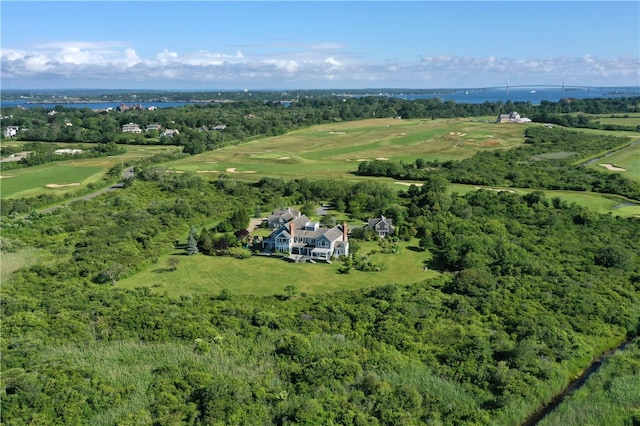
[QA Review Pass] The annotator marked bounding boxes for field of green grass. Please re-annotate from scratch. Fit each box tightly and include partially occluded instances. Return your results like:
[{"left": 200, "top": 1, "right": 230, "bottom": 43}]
[
  {"left": 587, "top": 112, "right": 640, "bottom": 127},
  {"left": 164, "top": 118, "right": 527, "bottom": 181},
  {"left": 1, "top": 163, "right": 105, "bottom": 198},
  {"left": 0, "top": 144, "right": 177, "bottom": 199},
  {"left": 118, "top": 238, "right": 439, "bottom": 297},
  {"left": 586, "top": 141, "right": 640, "bottom": 182}
]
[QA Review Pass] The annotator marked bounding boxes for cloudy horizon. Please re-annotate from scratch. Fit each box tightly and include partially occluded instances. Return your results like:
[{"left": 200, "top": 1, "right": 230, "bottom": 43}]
[{"left": 2, "top": 2, "right": 639, "bottom": 90}]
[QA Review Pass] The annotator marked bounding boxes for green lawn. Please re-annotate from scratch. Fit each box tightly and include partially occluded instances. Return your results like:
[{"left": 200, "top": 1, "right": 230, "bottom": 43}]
[
  {"left": 0, "top": 145, "right": 178, "bottom": 199},
  {"left": 587, "top": 112, "right": 640, "bottom": 127},
  {"left": 118, "top": 239, "right": 439, "bottom": 297},
  {"left": 1, "top": 163, "right": 105, "bottom": 198},
  {"left": 163, "top": 118, "right": 528, "bottom": 180},
  {"left": 586, "top": 141, "right": 640, "bottom": 182}
]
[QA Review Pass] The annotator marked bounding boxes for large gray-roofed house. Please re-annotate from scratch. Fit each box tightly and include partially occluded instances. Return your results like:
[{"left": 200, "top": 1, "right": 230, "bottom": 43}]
[{"left": 262, "top": 214, "right": 349, "bottom": 261}]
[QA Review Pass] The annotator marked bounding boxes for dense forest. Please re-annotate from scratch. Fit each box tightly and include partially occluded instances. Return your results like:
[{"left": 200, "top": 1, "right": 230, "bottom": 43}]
[{"left": 1, "top": 167, "right": 639, "bottom": 424}]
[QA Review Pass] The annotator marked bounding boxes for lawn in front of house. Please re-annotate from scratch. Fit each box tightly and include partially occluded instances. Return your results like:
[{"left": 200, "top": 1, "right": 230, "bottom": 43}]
[{"left": 118, "top": 238, "right": 439, "bottom": 297}]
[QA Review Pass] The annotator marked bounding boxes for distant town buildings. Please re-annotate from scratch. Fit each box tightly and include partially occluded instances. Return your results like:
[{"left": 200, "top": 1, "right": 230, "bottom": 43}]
[{"left": 118, "top": 103, "right": 143, "bottom": 112}]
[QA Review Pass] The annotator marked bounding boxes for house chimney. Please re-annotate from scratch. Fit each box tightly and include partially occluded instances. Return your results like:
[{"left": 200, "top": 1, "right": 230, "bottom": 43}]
[
  {"left": 290, "top": 221, "right": 295, "bottom": 237},
  {"left": 342, "top": 222, "right": 348, "bottom": 242}
]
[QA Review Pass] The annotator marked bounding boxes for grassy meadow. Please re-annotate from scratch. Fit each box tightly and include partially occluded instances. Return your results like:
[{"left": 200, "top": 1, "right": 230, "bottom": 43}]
[
  {"left": 118, "top": 239, "right": 440, "bottom": 297},
  {"left": 0, "top": 144, "right": 177, "bottom": 199},
  {"left": 587, "top": 112, "right": 640, "bottom": 127},
  {"left": 164, "top": 117, "right": 526, "bottom": 181}
]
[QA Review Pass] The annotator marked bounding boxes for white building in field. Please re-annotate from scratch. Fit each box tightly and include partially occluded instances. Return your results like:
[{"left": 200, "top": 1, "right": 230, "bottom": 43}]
[
  {"left": 3, "top": 126, "right": 19, "bottom": 138},
  {"left": 497, "top": 111, "right": 531, "bottom": 124}
]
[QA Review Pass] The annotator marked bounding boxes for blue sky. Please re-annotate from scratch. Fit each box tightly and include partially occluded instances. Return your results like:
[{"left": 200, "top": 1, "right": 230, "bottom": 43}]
[{"left": 2, "top": 1, "right": 639, "bottom": 90}]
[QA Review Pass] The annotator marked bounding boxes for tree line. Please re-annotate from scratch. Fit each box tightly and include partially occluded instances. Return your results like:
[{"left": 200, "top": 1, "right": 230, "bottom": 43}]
[{"left": 3, "top": 96, "right": 638, "bottom": 153}]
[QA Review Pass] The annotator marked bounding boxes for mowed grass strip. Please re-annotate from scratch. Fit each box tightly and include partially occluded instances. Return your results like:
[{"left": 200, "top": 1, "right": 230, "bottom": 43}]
[{"left": 119, "top": 239, "right": 437, "bottom": 297}]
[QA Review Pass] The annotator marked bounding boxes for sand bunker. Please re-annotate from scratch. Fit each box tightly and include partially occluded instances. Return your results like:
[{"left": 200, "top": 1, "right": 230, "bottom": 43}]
[
  {"left": 395, "top": 182, "right": 423, "bottom": 187},
  {"left": 46, "top": 183, "right": 81, "bottom": 188},
  {"left": 226, "top": 168, "right": 257, "bottom": 174},
  {"left": 277, "top": 156, "right": 290, "bottom": 160},
  {"left": 599, "top": 163, "right": 626, "bottom": 172},
  {"left": 475, "top": 186, "right": 516, "bottom": 193},
  {"left": 0, "top": 175, "right": 13, "bottom": 179},
  {"left": 329, "top": 131, "right": 347, "bottom": 135},
  {"left": 376, "top": 157, "right": 389, "bottom": 160}
]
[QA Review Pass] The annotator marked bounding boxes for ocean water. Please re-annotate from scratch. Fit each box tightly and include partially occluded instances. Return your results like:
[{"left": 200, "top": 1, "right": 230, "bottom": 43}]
[
  {"left": 1, "top": 86, "right": 638, "bottom": 109},
  {"left": 393, "top": 86, "right": 640, "bottom": 104}
]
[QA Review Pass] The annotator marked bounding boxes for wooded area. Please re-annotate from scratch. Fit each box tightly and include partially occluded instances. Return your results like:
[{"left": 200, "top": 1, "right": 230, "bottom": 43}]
[{"left": 1, "top": 94, "right": 639, "bottom": 425}]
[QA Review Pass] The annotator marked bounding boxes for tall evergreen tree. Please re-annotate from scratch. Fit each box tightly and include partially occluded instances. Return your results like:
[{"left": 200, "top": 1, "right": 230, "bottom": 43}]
[{"left": 186, "top": 225, "right": 199, "bottom": 255}]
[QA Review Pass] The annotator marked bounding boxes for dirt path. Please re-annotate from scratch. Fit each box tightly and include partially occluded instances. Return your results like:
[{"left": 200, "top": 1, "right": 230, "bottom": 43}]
[{"left": 248, "top": 218, "right": 264, "bottom": 232}]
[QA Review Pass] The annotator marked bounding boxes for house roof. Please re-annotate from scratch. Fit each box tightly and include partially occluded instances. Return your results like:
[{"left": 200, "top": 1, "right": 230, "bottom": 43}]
[
  {"left": 321, "top": 225, "right": 344, "bottom": 242},
  {"left": 267, "top": 207, "right": 300, "bottom": 221},
  {"left": 368, "top": 215, "right": 393, "bottom": 229},
  {"left": 268, "top": 216, "right": 347, "bottom": 242}
]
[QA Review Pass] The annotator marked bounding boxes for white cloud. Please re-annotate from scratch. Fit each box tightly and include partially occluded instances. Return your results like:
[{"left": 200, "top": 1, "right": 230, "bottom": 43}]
[{"left": 1, "top": 42, "right": 638, "bottom": 88}]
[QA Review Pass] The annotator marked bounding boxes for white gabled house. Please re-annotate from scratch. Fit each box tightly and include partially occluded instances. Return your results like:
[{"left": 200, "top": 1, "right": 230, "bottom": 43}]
[{"left": 262, "top": 214, "right": 349, "bottom": 261}]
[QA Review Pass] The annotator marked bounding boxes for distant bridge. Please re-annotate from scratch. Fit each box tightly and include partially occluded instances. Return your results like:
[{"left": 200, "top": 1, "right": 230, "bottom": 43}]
[{"left": 470, "top": 84, "right": 637, "bottom": 95}]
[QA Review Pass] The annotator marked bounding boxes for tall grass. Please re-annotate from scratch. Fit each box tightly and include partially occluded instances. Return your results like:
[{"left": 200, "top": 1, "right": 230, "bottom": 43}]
[{"left": 539, "top": 339, "right": 640, "bottom": 426}]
